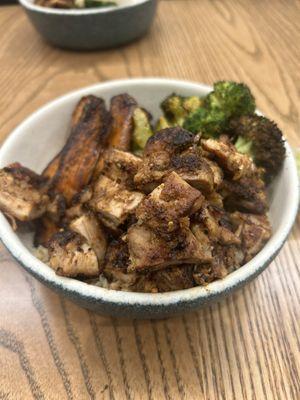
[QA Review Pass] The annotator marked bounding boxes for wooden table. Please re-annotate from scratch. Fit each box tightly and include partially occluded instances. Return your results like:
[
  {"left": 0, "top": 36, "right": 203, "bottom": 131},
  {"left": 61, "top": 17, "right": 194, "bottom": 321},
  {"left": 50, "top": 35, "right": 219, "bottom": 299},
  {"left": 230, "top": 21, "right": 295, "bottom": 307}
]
[{"left": 0, "top": 1, "right": 299, "bottom": 399}]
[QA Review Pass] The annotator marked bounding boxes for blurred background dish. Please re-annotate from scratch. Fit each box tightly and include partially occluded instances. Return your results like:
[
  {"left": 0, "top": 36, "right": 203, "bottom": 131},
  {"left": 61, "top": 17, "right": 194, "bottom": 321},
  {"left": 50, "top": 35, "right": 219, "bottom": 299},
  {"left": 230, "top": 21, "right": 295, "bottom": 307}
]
[{"left": 18, "top": 0, "right": 157, "bottom": 50}]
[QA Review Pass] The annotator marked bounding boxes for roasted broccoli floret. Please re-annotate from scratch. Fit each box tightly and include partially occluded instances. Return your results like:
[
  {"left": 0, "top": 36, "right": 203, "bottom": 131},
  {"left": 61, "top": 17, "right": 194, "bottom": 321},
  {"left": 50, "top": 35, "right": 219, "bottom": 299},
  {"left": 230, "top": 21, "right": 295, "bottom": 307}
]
[
  {"left": 183, "top": 81, "right": 256, "bottom": 137},
  {"left": 205, "top": 81, "right": 256, "bottom": 118},
  {"left": 155, "top": 116, "right": 172, "bottom": 131},
  {"left": 230, "top": 115, "right": 286, "bottom": 182},
  {"left": 131, "top": 108, "right": 153, "bottom": 155},
  {"left": 183, "top": 107, "right": 226, "bottom": 138},
  {"left": 160, "top": 94, "right": 203, "bottom": 127}
]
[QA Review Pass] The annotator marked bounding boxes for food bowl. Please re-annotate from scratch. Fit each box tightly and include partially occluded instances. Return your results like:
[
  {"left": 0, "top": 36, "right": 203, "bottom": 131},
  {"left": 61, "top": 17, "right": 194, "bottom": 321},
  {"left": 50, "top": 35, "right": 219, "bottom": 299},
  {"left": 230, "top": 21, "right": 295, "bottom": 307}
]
[
  {"left": 19, "top": 0, "right": 157, "bottom": 50},
  {"left": 0, "top": 78, "right": 298, "bottom": 318}
]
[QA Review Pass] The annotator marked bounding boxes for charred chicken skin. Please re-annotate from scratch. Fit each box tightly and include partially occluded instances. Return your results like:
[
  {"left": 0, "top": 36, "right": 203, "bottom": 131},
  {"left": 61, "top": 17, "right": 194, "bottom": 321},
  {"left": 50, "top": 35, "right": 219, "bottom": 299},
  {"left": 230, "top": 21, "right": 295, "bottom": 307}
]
[{"left": 0, "top": 87, "right": 276, "bottom": 292}]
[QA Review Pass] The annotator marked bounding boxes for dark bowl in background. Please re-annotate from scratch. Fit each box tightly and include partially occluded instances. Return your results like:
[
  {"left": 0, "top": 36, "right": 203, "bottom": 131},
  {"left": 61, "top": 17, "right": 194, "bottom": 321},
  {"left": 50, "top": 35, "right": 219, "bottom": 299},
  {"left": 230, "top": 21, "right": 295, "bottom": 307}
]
[{"left": 18, "top": 0, "right": 157, "bottom": 50}]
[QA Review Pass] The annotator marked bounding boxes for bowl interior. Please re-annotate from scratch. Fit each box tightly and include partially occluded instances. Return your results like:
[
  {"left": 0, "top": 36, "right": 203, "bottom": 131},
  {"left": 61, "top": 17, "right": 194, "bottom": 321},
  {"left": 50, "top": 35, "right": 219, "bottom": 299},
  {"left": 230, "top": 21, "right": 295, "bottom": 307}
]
[{"left": 0, "top": 78, "right": 298, "bottom": 307}]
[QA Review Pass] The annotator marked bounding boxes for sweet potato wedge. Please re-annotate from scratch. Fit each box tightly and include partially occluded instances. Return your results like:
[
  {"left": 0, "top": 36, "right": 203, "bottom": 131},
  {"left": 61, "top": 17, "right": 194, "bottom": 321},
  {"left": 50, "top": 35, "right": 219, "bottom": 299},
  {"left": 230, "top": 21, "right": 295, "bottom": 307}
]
[
  {"left": 49, "top": 95, "right": 111, "bottom": 204},
  {"left": 108, "top": 94, "right": 137, "bottom": 151}
]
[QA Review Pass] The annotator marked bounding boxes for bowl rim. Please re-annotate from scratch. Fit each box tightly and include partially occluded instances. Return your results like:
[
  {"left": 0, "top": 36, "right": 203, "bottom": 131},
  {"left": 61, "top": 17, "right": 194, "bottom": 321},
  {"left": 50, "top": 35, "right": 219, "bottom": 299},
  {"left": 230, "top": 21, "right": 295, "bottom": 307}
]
[
  {"left": 19, "top": 0, "right": 153, "bottom": 16},
  {"left": 0, "top": 77, "right": 298, "bottom": 307}
]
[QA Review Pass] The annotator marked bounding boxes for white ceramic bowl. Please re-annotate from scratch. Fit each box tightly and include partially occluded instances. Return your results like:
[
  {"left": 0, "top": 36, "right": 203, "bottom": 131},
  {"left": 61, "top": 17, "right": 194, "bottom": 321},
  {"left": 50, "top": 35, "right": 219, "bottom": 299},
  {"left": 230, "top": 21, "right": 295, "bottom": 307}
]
[{"left": 0, "top": 78, "right": 298, "bottom": 318}]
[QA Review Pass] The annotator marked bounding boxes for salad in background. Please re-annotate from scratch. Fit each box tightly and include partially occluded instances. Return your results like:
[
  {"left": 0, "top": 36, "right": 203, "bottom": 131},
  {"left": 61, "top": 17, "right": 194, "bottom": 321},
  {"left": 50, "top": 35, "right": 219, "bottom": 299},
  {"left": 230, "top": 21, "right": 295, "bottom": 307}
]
[{"left": 35, "top": 0, "right": 117, "bottom": 9}]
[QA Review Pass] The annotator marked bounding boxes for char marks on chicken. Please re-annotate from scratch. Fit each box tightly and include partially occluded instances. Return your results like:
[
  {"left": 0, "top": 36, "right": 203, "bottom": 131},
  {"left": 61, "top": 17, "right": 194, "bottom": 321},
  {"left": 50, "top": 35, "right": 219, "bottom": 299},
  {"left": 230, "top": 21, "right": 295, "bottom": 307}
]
[
  {"left": 0, "top": 163, "right": 49, "bottom": 222},
  {"left": 48, "top": 230, "right": 99, "bottom": 278}
]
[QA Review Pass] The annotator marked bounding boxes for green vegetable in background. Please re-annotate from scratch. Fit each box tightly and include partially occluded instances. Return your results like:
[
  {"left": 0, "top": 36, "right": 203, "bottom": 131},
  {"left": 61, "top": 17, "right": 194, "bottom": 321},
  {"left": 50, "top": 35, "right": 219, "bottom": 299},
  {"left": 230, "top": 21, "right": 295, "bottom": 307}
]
[
  {"left": 229, "top": 115, "right": 286, "bottom": 183},
  {"left": 183, "top": 107, "right": 227, "bottom": 138},
  {"left": 204, "top": 81, "right": 256, "bottom": 119},
  {"left": 132, "top": 108, "right": 153, "bottom": 155},
  {"left": 75, "top": 0, "right": 116, "bottom": 8},
  {"left": 155, "top": 116, "right": 172, "bottom": 131},
  {"left": 160, "top": 94, "right": 203, "bottom": 128},
  {"left": 183, "top": 81, "right": 256, "bottom": 137}
]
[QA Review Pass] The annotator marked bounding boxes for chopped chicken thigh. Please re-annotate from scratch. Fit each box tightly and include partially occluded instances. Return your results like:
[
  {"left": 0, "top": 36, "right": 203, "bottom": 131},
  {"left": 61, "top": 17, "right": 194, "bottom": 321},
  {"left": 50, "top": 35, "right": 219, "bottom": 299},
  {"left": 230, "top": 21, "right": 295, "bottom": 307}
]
[
  {"left": 0, "top": 163, "right": 49, "bottom": 221},
  {"left": 152, "top": 266, "right": 195, "bottom": 292},
  {"left": 70, "top": 212, "right": 107, "bottom": 266},
  {"left": 231, "top": 212, "right": 271, "bottom": 261},
  {"left": 89, "top": 175, "right": 144, "bottom": 230},
  {"left": 48, "top": 230, "right": 99, "bottom": 278},
  {"left": 102, "top": 148, "right": 142, "bottom": 189},
  {"left": 195, "top": 206, "right": 241, "bottom": 245},
  {"left": 126, "top": 223, "right": 212, "bottom": 272},
  {"left": 134, "top": 127, "right": 216, "bottom": 193},
  {"left": 202, "top": 136, "right": 255, "bottom": 180},
  {"left": 136, "top": 172, "right": 204, "bottom": 234}
]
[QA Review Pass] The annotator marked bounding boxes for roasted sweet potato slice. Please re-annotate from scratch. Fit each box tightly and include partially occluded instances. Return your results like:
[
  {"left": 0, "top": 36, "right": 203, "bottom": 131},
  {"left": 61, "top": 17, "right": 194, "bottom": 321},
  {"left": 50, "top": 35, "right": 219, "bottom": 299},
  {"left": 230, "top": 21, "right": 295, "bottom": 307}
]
[
  {"left": 42, "top": 152, "right": 61, "bottom": 180},
  {"left": 108, "top": 94, "right": 137, "bottom": 150},
  {"left": 49, "top": 95, "right": 111, "bottom": 204}
]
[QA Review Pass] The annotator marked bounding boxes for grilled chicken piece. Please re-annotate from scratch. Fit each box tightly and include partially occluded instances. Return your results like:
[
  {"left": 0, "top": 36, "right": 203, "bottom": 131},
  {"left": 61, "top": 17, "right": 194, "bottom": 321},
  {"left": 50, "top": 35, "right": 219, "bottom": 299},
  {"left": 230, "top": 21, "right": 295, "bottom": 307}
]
[
  {"left": 64, "top": 186, "right": 93, "bottom": 221},
  {"left": 136, "top": 172, "right": 204, "bottom": 234},
  {"left": 202, "top": 136, "right": 255, "bottom": 180},
  {"left": 102, "top": 148, "right": 142, "bottom": 189},
  {"left": 171, "top": 147, "right": 215, "bottom": 192},
  {"left": 152, "top": 266, "right": 195, "bottom": 292},
  {"left": 0, "top": 163, "right": 49, "bottom": 221},
  {"left": 69, "top": 212, "right": 107, "bottom": 267},
  {"left": 48, "top": 95, "right": 111, "bottom": 204},
  {"left": 134, "top": 127, "right": 216, "bottom": 193},
  {"left": 204, "top": 159, "right": 224, "bottom": 188},
  {"left": 126, "top": 223, "right": 212, "bottom": 272},
  {"left": 108, "top": 94, "right": 138, "bottom": 151},
  {"left": 195, "top": 206, "right": 241, "bottom": 245},
  {"left": 89, "top": 175, "right": 144, "bottom": 230},
  {"left": 231, "top": 212, "right": 271, "bottom": 262},
  {"left": 190, "top": 224, "right": 213, "bottom": 258},
  {"left": 193, "top": 243, "right": 244, "bottom": 285},
  {"left": 48, "top": 230, "right": 99, "bottom": 278},
  {"left": 103, "top": 238, "right": 138, "bottom": 290},
  {"left": 221, "top": 174, "right": 268, "bottom": 214}
]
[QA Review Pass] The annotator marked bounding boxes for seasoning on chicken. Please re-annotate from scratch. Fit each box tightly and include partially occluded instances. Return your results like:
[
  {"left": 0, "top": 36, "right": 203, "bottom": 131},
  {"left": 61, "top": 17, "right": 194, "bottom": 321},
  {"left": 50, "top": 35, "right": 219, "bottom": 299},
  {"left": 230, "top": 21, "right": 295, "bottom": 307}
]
[
  {"left": 221, "top": 174, "right": 268, "bottom": 215},
  {"left": 89, "top": 175, "right": 144, "bottom": 230},
  {"left": 69, "top": 212, "right": 107, "bottom": 266},
  {"left": 134, "top": 127, "right": 217, "bottom": 193},
  {"left": 136, "top": 171, "right": 204, "bottom": 234},
  {"left": 102, "top": 238, "right": 138, "bottom": 291},
  {"left": 194, "top": 205, "right": 241, "bottom": 245},
  {"left": 231, "top": 212, "right": 271, "bottom": 261},
  {"left": 0, "top": 163, "right": 49, "bottom": 222},
  {"left": 102, "top": 148, "right": 142, "bottom": 189},
  {"left": 48, "top": 230, "right": 99, "bottom": 278},
  {"left": 202, "top": 136, "right": 255, "bottom": 180},
  {"left": 126, "top": 223, "right": 212, "bottom": 272},
  {"left": 152, "top": 266, "right": 195, "bottom": 292}
]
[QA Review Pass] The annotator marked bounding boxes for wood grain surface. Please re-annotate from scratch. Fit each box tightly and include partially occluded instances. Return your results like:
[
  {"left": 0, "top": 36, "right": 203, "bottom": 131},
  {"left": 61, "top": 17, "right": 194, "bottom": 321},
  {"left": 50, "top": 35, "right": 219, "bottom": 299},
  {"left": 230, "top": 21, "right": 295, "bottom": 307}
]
[{"left": 0, "top": 1, "right": 299, "bottom": 399}]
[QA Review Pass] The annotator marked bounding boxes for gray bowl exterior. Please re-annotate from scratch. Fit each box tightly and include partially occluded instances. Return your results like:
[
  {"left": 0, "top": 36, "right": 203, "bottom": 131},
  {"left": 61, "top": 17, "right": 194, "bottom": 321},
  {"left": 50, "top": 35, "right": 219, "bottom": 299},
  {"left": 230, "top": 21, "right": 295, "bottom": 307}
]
[{"left": 22, "top": 0, "right": 157, "bottom": 50}]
